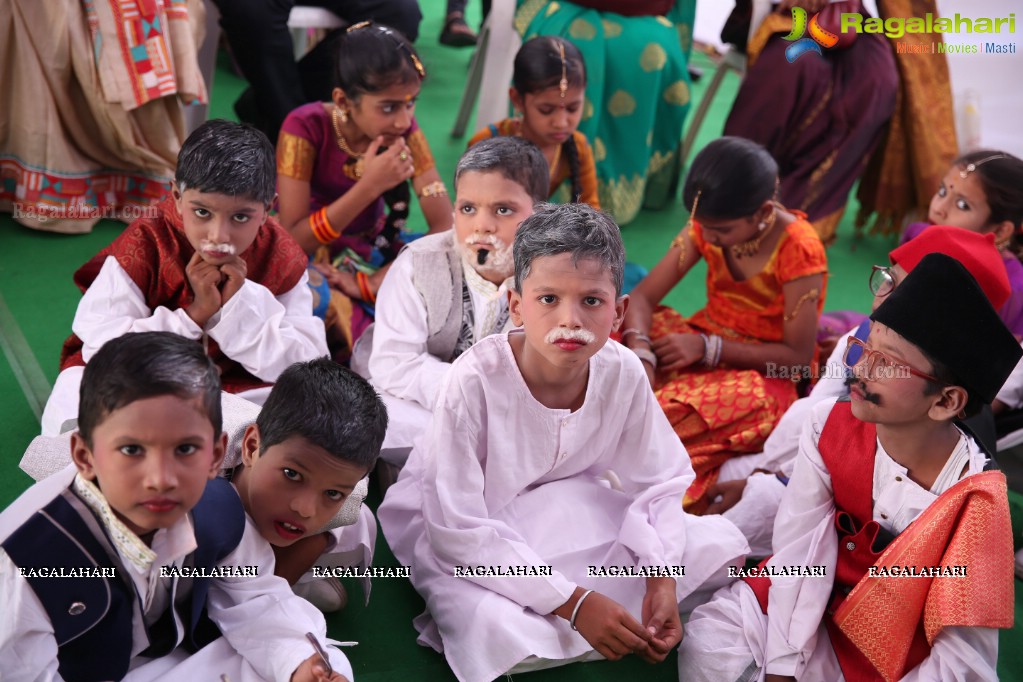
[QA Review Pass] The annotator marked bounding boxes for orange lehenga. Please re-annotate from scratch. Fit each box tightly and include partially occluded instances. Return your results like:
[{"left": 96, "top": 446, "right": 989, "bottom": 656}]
[{"left": 652, "top": 215, "right": 827, "bottom": 513}]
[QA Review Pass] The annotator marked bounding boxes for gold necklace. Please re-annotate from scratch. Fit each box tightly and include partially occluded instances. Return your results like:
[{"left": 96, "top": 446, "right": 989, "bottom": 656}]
[
  {"left": 731, "top": 206, "right": 778, "bottom": 259},
  {"left": 331, "top": 106, "right": 364, "bottom": 179},
  {"left": 514, "top": 118, "right": 561, "bottom": 177},
  {"left": 549, "top": 144, "right": 562, "bottom": 176}
]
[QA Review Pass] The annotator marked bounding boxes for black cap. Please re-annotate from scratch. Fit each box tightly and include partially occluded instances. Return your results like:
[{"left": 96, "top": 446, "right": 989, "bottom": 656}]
[{"left": 871, "top": 252, "right": 1022, "bottom": 404}]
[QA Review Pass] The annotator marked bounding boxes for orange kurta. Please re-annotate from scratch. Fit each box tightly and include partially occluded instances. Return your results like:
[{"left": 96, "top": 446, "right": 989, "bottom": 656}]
[
  {"left": 653, "top": 215, "right": 827, "bottom": 512},
  {"left": 467, "top": 118, "right": 600, "bottom": 209}
]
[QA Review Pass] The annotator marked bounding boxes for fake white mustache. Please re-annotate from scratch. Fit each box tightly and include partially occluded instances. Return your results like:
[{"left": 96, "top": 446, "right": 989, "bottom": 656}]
[
  {"left": 200, "top": 240, "right": 236, "bottom": 256},
  {"left": 544, "top": 328, "right": 596, "bottom": 345}
]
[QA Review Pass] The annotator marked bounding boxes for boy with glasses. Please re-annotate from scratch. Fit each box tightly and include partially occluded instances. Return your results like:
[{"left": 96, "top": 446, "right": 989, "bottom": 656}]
[
  {"left": 707, "top": 227, "right": 1011, "bottom": 556},
  {"left": 679, "top": 253, "right": 1021, "bottom": 681}
]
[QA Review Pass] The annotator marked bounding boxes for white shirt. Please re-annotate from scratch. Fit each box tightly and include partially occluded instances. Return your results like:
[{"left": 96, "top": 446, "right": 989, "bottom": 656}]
[
  {"left": 367, "top": 247, "right": 511, "bottom": 411},
  {"left": 72, "top": 256, "right": 327, "bottom": 377},
  {"left": 0, "top": 466, "right": 349, "bottom": 682},
  {"left": 378, "top": 333, "right": 748, "bottom": 682},
  {"left": 764, "top": 397, "right": 999, "bottom": 680}
]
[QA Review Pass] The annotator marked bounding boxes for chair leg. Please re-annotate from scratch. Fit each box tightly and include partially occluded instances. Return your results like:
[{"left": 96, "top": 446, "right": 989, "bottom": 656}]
[
  {"left": 680, "top": 49, "right": 745, "bottom": 166},
  {"left": 451, "top": 24, "right": 489, "bottom": 138}
]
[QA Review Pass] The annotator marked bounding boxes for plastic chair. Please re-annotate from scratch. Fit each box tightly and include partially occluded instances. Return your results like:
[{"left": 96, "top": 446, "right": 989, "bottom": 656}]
[
  {"left": 679, "top": 0, "right": 774, "bottom": 165},
  {"left": 450, "top": 0, "right": 519, "bottom": 138}
]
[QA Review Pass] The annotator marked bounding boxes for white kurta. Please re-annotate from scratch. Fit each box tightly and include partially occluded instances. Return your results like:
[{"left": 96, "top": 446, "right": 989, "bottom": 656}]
[
  {"left": 0, "top": 466, "right": 351, "bottom": 682},
  {"left": 366, "top": 248, "right": 512, "bottom": 457},
  {"left": 378, "top": 333, "right": 748, "bottom": 682},
  {"left": 40, "top": 256, "right": 328, "bottom": 435},
  {"left": 679, "top": 397, "right": 1000, "bottom": 682},
  {"left": 718, "top": 326, "right": 858, "bottom": 556}
]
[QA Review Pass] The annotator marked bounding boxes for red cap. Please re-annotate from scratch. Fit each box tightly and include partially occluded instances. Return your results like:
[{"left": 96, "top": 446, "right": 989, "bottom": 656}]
[{"left": 889, "top": 225, "right": 1010, "bottom": 309}]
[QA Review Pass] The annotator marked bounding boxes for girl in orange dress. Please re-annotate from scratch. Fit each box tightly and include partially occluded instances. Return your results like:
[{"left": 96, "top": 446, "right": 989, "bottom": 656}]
[{"left": 622, "top": 137, "right": 828, "bottom": 513}]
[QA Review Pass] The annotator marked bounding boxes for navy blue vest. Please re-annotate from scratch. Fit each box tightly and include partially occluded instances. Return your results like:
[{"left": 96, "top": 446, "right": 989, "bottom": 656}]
[{"left": 2, "top": 477, "right": 246, "bottom": 682}]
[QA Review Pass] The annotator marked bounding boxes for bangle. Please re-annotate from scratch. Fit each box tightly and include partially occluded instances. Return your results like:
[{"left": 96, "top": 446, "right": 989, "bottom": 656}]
[
  {"left": 701, "top": 334, "right": 722, "bottom": 369},
  {"left": 569, "top": 589, "right": 594, "bottom": 631},
  {"left": 621, "top": 327, "right": 652, "bottom": 346},
  {"left": 417, "top": 180, "right": 448, "bottom": 199},
  {"left": 309, "top": 207, "right": 340, "bottom": 245},
  {"left": 633, "top": 347, "right": 657, "bottom": 369},
  {"left": 356, "top": 271, "right": 375, "bottom": 303}
]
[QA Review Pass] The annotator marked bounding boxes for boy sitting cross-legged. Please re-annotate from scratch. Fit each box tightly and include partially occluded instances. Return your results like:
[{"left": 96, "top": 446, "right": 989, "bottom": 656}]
[
  {"left": 679, "top": 253, "right": 1022, "bottom": 681},
  {"left": 42, "top": 119, "right": 328, "bottom": 436},
  {"left": 353, "top": 136, "right": 548, "bottom": 465},
  {"left": 0, "top": 332, "right": 347, "bottom": 681},
  {"left": 378, "top": 203, "right": 748, "bottom": 682}
]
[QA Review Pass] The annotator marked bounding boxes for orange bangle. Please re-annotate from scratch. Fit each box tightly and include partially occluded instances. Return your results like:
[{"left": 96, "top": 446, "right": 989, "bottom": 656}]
[
  {"left": 356, "top": 271, "right": 375, "bottom": 303},
  {"left": 309, "top": 207, "right": 339, "bottom": 244}
]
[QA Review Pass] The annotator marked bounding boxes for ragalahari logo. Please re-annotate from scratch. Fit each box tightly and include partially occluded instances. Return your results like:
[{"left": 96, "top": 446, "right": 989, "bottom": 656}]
[{"left": 784, "top": 7, "right": 840, "bottom": 62}]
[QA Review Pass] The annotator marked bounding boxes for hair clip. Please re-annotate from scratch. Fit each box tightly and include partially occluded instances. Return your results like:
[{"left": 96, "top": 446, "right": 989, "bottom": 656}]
[
  {"left": 409, "top": 51, "right": 426, "bottom": 79},
  {"left": 959, "top": 154, "right": 1007, "bottom": 178},
  {"left": 557, "top": 40, "right": 568, "bottom": 99},
  {"left": 347, "top": 20, "right": 371, "bottom": 33}
]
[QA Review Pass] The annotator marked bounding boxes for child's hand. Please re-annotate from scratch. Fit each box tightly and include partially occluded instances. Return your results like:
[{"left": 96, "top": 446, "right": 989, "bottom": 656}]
[
  {"left": 289, "top": 653, "right": 347, "bottom": 682},
  {"left": 185, "top": 251, "right": 223, "bottom": 327},
  {"left": 219, "top": 256, "right": 248, "bottom": 304},
  {"left": 571, "top": 591, "right": 653, "bottom": 661},
  {"left": 652, "top": 333, "right": 705, "bottom": 373},
  {"left": 360, "top": 136, "right": 416, "bottom": 193},
  {"left": 639, "top": 577, "right": 682, "bottom": 663},
  {"left": 705, "top": 478, "right": 748, "bottom": 515},
  {"left": 312, "top": 263, "right": 361, "bottom": 300}
]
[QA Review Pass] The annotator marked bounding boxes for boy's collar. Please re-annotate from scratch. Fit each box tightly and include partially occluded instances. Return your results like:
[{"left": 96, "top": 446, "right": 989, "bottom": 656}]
[{"left": 72, "top": 474, "right": 157, "bottom": 572}]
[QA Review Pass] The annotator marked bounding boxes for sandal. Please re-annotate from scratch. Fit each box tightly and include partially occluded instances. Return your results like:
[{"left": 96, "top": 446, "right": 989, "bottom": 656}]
[{"left": 439, "top": 11, "right": 477, "bottom": 48}]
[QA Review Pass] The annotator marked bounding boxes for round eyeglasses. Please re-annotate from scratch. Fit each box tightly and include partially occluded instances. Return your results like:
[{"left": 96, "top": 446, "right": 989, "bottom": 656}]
[
  {"left": 842, "top": 336, "right": 941, "bottom": 383},
  {"left": 869, "top": 265, "right": 898, "bottom": 298}
]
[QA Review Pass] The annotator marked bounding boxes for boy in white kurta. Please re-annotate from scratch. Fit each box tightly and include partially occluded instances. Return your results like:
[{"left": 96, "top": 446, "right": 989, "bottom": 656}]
[
  {"left": 0, "top": 332, "right": 346, "bottom": 681},
  {"left": 355, "top": 136, "right": 548, "bottom": 461},
  {"left": 41, "top": 120, "right": 327, "bottom": 436},
  {"left": 679, "top": 253, "right": 1021, "bottom": 682},
  {"left": 378, "top": 203, "right": 748, "bottom": 682},
  {"left": 710, "top": 226, "right": 1014, "bottom": 556}
]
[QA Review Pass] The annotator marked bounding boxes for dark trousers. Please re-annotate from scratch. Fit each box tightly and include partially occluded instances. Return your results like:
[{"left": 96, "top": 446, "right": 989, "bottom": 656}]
[
  {"left": 445, "top": 0, "right": 491, "bottom": 19},
  {"left": 212, "top": 0, "right": 423, "bottom": 143}
]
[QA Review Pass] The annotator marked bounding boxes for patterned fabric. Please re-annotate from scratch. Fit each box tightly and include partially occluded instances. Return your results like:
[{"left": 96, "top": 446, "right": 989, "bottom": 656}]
[
  {"left": 652, "top": 215, "right": 828, "bottom": 512},
  {"left": 59, "top": 196, "right": 309, "bottom": 393},
  {"left": 855, "top": 0, "right": 958, "bottom": 238},
  {"left": 87, "top": 0, "right": 207, "bottom": 110},
  {"left": 467, "top": 119, "right": 600, "bottom": 208},
  {"left": 73, "top": 475, "right": 157, "bottom": 572},
  {"left": 276, "top": 102, "right": 435, "bottom": 261},
  {"left": 0, "top": 0, "right": 205, "bottom": 233},
  {"left": 835, "top": 471, "right": 1014, "bottom": 681},
  {"left": 514, "top": 0, "right": 694, "bottom": 225}
]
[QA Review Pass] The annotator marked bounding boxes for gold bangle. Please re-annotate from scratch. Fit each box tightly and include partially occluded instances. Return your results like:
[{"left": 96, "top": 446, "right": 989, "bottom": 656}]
[{"left": 417, "top": 181, "right": 448, "bottom": 199}]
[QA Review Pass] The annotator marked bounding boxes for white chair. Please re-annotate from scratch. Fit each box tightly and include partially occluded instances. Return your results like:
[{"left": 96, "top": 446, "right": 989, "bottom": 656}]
[{"left": 450, "top": 0, "right": 519, "bottom": 138}]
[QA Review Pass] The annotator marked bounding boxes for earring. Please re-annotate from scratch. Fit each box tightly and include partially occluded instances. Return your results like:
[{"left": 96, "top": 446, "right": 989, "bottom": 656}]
[
  {"left": 758, "top": 221, "right": 767, "bottom": 232},
  {"left": 338, "top": 108, "right": 349, "bottom": 123}
]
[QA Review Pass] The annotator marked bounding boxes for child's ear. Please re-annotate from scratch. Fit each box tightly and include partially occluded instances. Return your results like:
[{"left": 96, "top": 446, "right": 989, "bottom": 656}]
[
  {"left": 991, "top": 220, "right": 1015, "bottom": 247},
  {"left": 612, "top": 294, "right": 629, "bottom": 333},
  {"left": 927, "top": 385, "right": 968, "bottom": 421},
  {"left": 240, "top": 424, "right": 262, "bottom": 468},
  {"left": 508, "top": 288, "right": 523, "bottom": 326},
  {"left": 331, "top": 87, "right": 348, "bottom": 109},
  {"left": 509, "top": 88, "right": 523, "bottom": 115},
  {"left": 208, "top": 431, "right": 228, "bottom": 480},
  {"left": 70, "top": 432, "right": 97, "bottom": 481}
]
